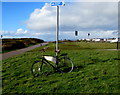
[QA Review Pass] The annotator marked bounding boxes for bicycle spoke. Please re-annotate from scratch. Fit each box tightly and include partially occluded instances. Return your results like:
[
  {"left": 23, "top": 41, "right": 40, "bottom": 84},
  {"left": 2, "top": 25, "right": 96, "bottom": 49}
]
[
  {"left": 31, "top": 61, "right": 53, "bottom": 77},
  {"left": 58, "top": 57, "right": 74, "bottom": 73},
  {"left": 31, "top": 61, "right": 42, "bottom": 77}
]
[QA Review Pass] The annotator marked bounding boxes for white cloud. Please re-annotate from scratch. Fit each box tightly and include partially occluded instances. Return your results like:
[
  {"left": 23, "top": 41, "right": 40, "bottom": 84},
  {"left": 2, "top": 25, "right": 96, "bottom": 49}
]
[
  {"left": 1, "top": 29, "right": 117, "bottom": 41},
  {"left": 0, "top": 30, "right": 15, "bottom": 35},
  {"left": 26, "top": 2, "right": 117, "bottom": 32},
  {"left": 16, "top": 28, "right": 28, "bottom": 35},
  {"left": 59, "top": 30, "right": 117, "bottom": 40},
  {"left": 26, "top": 3, "right": 56, "bottom": 31},
  {"left": 1, "top": 28, "right": 29, "bottom": 38},
  {"left": 1, "top": 2, "right": 118, "bottom": 41}
]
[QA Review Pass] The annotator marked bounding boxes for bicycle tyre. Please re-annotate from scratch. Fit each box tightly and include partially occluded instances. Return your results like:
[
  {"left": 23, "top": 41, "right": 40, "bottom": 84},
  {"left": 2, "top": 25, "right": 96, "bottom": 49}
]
[
  {"left": 58, "top": 57, "right": 74, "bottom": 73},
  {"left": 31, "top": 61, "right": 51, "bottom": 77}
]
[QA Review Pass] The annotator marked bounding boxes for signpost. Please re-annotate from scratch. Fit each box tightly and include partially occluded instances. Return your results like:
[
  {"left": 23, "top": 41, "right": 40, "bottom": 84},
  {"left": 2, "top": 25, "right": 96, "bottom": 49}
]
[
  {"left": 51, "top": 1, "right": 65, "bottom": 56},
  {"left": 51, "top": 1, "right": 65, "bottom": 6}
]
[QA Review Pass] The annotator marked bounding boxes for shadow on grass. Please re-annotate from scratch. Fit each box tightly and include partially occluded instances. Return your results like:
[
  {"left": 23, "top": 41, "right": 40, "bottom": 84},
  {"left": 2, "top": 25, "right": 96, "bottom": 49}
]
[{"left": 73, "top": 57, "right": 118, "bottom": 72}]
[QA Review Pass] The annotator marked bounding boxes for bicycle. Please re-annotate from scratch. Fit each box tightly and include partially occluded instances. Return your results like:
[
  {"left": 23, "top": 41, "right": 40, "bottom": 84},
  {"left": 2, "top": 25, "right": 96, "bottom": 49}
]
[{"left": 31, "top": 50, "right": 74, "bottom": 77}]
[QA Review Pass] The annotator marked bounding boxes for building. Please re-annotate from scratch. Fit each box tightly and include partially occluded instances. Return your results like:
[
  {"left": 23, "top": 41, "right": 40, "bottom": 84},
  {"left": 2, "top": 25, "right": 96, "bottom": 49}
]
[
  {"left": 80, "top": 38, "right": 119, "bottom": 43},
  {"left": 107, "top": 38, "right": 118, "bottom": 43}
]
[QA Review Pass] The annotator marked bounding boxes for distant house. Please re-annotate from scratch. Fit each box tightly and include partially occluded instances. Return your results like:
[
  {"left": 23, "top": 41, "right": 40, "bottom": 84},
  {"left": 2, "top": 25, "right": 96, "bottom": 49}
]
[
  {"left": 107, "top": 38, "right": 118, "bottom": 43},
  {"left": 92, "top": 38, "right": 101, "bottom": 42},
  {"left": 86, "top": 39, "right": 91, "bottom": 41},
  {"left": 80, "top": 38, "right": 91, "bottom": 41},
  {"left": 80, "top": 38, "right": 119, "bottom": 43},
  {"left": 92, "top": 38, "right": 106, "bottom": 42},
  {"left": 103, "top": 39, "right": 107, "bottom": 41}
]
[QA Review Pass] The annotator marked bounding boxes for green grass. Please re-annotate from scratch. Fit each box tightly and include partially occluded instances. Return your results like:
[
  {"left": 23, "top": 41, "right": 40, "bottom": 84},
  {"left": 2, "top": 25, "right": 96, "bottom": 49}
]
[{"left": 2, "top": 42, "right": 119, "bottom": 94}]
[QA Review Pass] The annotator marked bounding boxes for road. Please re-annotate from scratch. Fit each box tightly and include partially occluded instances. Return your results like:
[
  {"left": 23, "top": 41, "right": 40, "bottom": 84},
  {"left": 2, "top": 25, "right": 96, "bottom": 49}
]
[{"left": 1, "top": 43, "right": 48, "bottom": 60}]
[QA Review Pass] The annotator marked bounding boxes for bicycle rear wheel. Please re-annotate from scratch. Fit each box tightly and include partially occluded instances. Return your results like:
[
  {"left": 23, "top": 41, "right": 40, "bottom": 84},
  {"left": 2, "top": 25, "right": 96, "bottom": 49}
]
[
  {"left": 31, "top": 61, "right": 51, "bottom": 77},
  {"left": 58, "top": 57, "right": 74, "bottom": 73}
]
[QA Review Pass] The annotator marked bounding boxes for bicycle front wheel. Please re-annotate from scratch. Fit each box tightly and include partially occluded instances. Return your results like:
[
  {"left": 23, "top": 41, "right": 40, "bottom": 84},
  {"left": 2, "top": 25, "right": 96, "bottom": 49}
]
[
  {"left": 31, "top": 61, "right": 51, "bottom": 77},
  {"left": 58, "top": 57, "right": 74, "bottom": 73}
]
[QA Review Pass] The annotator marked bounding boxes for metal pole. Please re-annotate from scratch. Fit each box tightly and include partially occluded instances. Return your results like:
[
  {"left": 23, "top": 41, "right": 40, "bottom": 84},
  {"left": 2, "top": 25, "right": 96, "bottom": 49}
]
[
  {"left": 56, "top": 6, "right": 59, "bottom": 56},
  {"left": 117, "top": 41, "right": 118, "bottom": 50},
  {"left": 55, "top": 6, "right": 59, "bottom": 68}
]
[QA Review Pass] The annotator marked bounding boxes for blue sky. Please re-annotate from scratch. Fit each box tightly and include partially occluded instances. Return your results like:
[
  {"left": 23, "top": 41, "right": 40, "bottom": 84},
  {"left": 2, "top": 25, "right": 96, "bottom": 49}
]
[
  {"left": 2, "top": 2, "right": 45, "bottom": 31},
  {"left": 1, "top": 2, "right": 118, "bottom": 41}
]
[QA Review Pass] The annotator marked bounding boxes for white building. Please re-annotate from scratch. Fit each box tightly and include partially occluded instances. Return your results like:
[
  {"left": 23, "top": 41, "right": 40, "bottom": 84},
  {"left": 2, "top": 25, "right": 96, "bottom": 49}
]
[
  {"left": 80, "top": 38, "right": 119, "bottom": 43},
  {"left": 92, "top": 38, "right": 101, "bottom": 42},
  {"left": 107, "top": 38, "right": 118, "bottom": 43},
  {"left": 86, "top": 39, "right": 91, "bottom": 41}
]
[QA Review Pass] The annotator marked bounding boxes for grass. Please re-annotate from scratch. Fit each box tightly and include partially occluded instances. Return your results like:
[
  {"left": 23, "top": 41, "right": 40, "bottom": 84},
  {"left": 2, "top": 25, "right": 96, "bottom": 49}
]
[{"left": 2, "top": 42, "right": 119, "bottom": 94}]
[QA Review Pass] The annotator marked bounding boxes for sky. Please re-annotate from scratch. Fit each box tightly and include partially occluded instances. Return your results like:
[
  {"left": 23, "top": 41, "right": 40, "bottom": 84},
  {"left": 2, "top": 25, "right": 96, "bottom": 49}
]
[{"left": 0, "top": 2, "right": 118, "bottom": 41}]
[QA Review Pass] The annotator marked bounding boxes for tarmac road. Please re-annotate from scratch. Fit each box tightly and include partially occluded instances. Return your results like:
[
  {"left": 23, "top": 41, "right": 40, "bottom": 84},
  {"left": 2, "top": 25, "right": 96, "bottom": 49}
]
[{"left": 1, "top": 43, "right": 48, "bottom": 60}]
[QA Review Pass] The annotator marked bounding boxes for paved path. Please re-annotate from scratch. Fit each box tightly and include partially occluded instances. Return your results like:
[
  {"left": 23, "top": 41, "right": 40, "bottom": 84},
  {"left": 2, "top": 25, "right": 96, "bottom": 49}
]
[{"left": 1, "top": 43, "right": 48, "bottom": 60}]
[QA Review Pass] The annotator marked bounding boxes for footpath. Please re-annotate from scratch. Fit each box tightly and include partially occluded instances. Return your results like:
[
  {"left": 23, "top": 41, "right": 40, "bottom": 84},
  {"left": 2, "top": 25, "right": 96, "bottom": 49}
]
[{"left": 1, "top": 43, "right": 48, "bottom": 60}]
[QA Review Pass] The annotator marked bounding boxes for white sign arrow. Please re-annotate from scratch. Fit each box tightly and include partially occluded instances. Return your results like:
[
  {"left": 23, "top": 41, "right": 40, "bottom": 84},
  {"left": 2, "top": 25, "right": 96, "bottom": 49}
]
[{"left": 51, "top": 1, "right": 65, "bottom": 6}]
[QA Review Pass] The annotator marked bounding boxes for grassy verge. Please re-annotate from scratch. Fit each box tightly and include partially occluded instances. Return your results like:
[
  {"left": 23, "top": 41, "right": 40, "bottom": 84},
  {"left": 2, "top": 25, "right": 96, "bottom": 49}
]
[{"left": 2, "top": 42, "right": 119, "bottom": 94}]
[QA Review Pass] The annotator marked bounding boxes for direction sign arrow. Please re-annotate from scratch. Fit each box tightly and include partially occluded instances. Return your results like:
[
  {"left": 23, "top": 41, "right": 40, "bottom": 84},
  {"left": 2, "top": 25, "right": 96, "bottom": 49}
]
[{"left": 51, "top": 1, "right": 65, "bottom": 6}]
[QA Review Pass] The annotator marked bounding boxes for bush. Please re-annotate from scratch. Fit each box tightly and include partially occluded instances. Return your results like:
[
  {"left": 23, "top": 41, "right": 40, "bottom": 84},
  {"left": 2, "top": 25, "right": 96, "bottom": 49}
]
[
  {"left": 2, "top": 41, "right": 25, "bottom": 50},
  {"left": 2, "top": 38, "right": 44, "bottom": 52}
]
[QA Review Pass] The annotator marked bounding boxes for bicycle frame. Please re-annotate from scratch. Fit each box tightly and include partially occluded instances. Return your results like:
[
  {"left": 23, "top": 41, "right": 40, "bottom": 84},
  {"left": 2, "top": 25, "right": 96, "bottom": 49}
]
[
  {"left": 42, "top": 54, "right": 67, "bottom": 72},
  {"left": 41, "top": 56, "right": 61, "bottom": 72}
]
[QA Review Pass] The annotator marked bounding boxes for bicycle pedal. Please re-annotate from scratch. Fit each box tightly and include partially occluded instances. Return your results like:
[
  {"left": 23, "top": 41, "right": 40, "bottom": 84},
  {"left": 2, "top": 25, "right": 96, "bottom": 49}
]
[
  {"left": 46, "top": 73, "right": 50, "bottom": 76},
  {"left": 35, "top": 61, "right": 39, "bottom": 63}
]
